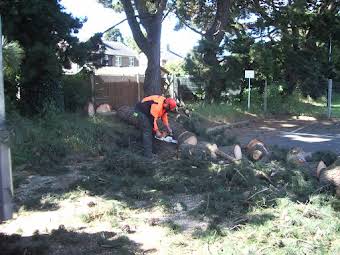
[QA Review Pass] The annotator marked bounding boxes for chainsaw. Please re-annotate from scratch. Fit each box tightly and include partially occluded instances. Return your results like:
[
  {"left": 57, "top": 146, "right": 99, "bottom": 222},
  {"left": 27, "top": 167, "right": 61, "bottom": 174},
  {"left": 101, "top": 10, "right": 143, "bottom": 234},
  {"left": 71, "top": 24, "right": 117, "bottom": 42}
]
[{"left": 154, "top": 132, "right": 178, "bottom": 144}]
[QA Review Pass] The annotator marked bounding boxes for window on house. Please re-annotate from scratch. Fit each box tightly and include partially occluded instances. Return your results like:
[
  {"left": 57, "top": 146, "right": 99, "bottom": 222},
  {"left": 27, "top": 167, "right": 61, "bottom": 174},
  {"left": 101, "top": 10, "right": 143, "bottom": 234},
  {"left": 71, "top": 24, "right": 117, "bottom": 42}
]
[
  {"left": 101, "top": 55, "right": 108, "bottom": 66},
  {"left": 115, "top": 56, "right": 122, "bottom": 67},
  {"left": 104, "top": 55, "right": 109, "bottom": 66},
  {"left": 129, "top": 57, "right": 135, "bottom": 67},
  {"left": 108, "top": 56, "right": 113, "bottom": 66}
]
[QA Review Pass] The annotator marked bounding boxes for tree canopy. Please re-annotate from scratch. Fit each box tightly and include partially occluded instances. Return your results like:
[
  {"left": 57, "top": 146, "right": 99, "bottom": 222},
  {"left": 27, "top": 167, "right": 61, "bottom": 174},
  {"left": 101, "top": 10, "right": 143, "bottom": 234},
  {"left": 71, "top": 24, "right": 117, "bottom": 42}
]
[
  {"left": 182, "top": 0, "right": 340, "bottom": 100},
  {"left": 0, "top": 0, "right": 104, "bottom": 114}
]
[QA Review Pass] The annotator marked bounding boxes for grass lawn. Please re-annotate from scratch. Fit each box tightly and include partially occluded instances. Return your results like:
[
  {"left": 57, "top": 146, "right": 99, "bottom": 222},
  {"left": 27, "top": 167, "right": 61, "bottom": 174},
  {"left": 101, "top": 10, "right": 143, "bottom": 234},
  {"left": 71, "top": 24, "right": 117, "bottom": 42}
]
[
  {"left": 1, "top": 110, "right": 339, "bottom": 254},
  {"left": 193, "top": 93, "right": 340, "bottom": 122}
]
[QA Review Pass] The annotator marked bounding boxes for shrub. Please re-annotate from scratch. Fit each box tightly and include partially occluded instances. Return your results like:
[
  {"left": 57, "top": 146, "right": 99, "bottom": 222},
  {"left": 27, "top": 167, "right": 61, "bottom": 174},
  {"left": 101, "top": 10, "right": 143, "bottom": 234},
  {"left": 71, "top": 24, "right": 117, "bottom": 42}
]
[{"left": 63, "top": 71, "right": 91, "bottom": 112}]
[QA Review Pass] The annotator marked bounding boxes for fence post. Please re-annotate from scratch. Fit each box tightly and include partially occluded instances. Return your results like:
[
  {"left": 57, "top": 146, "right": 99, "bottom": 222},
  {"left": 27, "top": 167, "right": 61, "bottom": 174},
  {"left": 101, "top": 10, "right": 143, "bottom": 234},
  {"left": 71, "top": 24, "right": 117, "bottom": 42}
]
[
  {"left": 169, "top": 74, "right": 175, "bottom": 98},
  {"left": 327, "top": 79, "right": 332, "bottom": 118},
  {"left": 137, "top": 73, "right": 141, "bottom": 101},
  {"left": 0, "top": 15, "right": 13, "bottom": 222},
  {"left": 90, "top": 73, "right": 95, "bottom": 106}
]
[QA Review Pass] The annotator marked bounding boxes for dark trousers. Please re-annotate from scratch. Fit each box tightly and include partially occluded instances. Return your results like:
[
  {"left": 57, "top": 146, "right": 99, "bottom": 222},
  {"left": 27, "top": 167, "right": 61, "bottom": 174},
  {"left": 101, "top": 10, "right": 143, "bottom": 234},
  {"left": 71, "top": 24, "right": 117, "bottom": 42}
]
[{"left": 136, "top": 111, "right": 153, "bottom": 157}]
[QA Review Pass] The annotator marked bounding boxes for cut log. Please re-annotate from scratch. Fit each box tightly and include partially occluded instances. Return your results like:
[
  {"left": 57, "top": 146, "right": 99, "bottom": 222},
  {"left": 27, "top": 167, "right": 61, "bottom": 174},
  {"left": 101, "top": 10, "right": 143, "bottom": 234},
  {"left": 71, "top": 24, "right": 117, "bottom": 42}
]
[
  {"left": 178, "top": 142, "right": 240, "bottom": 162},
  {"left": 245, "top": 139, "right": 269, "bottom": 161},
  {"left": 96, "top": 104, "right": 112, "bottom": 113},
  {"left": 316, "top": 159, "right": 340, "bottom": 197}
]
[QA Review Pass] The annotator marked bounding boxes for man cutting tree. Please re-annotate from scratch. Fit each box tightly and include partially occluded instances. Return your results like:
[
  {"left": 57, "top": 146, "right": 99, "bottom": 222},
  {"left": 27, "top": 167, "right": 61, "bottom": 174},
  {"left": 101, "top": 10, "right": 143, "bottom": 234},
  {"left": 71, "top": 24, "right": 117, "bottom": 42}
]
[{"left": 134, "top": 95, "right": 177, "bottom": 157}]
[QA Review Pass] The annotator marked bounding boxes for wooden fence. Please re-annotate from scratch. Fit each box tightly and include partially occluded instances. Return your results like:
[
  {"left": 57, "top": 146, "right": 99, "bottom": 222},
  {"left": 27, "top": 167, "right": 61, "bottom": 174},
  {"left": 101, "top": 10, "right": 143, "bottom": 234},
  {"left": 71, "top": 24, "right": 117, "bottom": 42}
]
[
  {"left": 92, "top": 74, "right": 201, "bottom": 109},
  {"left": 93, "top": 75, "right": 144, "bottom": 109}
]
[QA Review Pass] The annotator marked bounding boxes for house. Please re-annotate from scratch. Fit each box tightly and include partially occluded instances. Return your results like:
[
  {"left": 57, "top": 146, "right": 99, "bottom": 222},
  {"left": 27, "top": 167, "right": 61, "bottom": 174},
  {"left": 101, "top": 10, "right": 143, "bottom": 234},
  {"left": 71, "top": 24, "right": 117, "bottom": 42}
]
[
  {"left": 101, "top": 41, "right": 139, "bottom": 67},
  {"left": 161, "top": 44, "right": 184, "bottom": 66},
  {"left": 138, "top": 44, "right": 184, "bottom": 68}
]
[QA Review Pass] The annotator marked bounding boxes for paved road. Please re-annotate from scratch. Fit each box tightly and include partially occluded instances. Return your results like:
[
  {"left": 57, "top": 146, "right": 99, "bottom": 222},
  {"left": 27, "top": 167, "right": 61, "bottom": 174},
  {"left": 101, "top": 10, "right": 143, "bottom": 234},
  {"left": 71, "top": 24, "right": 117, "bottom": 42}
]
[{"left": 234, "top": 118, "right": 340, "bottom": 154}]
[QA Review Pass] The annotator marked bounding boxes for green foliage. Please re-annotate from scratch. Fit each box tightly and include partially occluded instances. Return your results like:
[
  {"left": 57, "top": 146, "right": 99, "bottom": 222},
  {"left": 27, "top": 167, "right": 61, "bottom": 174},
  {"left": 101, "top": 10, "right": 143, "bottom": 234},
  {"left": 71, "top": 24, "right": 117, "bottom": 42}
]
[
  {"left": 103, "top": 28, "right": 124, "bottom": 42},
  {"left": 125, "top": 36, "right": 142, "bottom": 53},
  {"left": 2, "top": 38, "right": 24, "bottom": 81},
  {"left": 164, "top": 60, "right": 187, "bottom": 75},
  {"left": 0, "top": 0, "right": 104, "bottom": 114},
  {"left": 183, "top": 1, "right": 340, "bottom": 101},
  {"left": 2, "top": 38, "right": 25, "bottom": 103},
  {"left": 311, "top": 150, "right": 338, "bottom": 166},
  {"left": 62, "top": 72, "right": 91, "bottom": 112},
  {"left": 185, "top": 39, "right": 229, "bottom": 101}
]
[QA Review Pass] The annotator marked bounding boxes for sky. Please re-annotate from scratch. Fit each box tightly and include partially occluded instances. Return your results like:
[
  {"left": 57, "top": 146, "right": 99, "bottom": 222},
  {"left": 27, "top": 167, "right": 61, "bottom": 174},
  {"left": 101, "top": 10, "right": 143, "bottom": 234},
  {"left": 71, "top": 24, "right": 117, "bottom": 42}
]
[{"left": 60, "top": 0, "right": 201, "bottom": 57}]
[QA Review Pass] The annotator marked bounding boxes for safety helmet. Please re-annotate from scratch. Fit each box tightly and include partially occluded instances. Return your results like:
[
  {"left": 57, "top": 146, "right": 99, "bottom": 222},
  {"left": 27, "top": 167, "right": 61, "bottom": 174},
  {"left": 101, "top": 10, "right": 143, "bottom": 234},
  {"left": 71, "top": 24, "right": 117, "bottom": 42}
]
[{"left": 165, "top": 98, "right": 177, "bottom": 111}]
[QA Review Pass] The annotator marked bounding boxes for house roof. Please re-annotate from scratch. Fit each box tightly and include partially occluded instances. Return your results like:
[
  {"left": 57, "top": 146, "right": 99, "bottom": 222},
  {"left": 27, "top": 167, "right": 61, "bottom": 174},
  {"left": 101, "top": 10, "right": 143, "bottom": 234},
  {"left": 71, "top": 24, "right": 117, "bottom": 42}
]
[
  {"left": 160, "top": 44, "right": 184, "bottom": 63},
  {"left": 103, "top": 41, "right": 138, "bottom": 57}
]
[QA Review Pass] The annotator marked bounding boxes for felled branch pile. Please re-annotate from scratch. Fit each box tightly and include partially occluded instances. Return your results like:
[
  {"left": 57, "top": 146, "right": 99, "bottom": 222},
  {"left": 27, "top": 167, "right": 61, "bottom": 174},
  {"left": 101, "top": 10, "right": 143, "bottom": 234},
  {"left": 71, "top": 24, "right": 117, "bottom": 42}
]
[{"left": 117, "top": 106, "right": 241, "bottom": 162}]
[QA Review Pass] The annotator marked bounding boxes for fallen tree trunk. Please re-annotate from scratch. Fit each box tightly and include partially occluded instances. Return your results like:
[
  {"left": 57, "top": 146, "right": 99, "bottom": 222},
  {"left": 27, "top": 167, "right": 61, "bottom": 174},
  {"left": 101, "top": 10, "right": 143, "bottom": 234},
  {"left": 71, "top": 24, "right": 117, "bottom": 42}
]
[
  {"left": 117, "top": 106, "right": 241, "bottom": 162},
  {"left": 316, "top": 160, "right": 340, "bottom": 197}
]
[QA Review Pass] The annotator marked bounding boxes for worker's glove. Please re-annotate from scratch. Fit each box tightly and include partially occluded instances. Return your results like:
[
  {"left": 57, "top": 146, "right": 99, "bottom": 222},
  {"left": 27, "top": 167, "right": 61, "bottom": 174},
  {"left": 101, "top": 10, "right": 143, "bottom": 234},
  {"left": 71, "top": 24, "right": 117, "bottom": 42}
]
[{"left": 155, "top": 130, "right": 163, "bottom": 138}]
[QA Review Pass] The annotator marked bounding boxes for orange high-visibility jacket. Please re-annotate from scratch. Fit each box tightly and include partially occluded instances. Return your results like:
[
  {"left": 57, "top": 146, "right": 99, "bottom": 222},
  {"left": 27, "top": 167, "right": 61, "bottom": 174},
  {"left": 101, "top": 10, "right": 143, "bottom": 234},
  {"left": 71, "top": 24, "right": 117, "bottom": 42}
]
[{"left": 142, "top": 95, "right": 169, "bottom": 131}]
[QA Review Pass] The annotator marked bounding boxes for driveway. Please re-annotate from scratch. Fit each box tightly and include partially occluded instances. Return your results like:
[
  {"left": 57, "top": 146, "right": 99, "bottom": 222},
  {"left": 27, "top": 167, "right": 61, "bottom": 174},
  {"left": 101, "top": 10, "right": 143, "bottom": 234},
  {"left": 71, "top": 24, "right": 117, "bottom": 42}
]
[{"left": 233, "top": 118, "right": 340, "bottom": 154}]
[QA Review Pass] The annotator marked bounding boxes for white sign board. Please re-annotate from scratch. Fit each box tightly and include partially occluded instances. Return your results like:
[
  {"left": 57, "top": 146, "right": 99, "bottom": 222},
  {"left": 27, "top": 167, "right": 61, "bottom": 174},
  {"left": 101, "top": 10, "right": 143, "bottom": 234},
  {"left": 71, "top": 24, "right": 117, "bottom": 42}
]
[{"left": 245, "top": 70, "right": 255, "bottom": 79}]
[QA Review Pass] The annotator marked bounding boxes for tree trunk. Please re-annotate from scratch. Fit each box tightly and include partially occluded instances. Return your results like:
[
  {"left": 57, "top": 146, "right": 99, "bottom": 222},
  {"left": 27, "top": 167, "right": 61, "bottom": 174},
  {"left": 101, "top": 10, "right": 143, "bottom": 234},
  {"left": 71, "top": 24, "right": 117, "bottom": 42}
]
[
  {"left": 120, "top": 0, "right": 165, "bottom": 97},
  {"left": 144, "top": 19, "right": 162, "bottom": 96}
]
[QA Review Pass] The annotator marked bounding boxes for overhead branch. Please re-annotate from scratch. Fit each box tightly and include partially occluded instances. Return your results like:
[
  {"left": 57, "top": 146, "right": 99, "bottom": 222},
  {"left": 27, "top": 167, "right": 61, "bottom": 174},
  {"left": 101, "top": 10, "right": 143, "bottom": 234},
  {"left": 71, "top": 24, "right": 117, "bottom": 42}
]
[
  {"left": 162, "top": 4, "right": 174, "bottom": 22},
  {"left": 157, "top": 0, "right": 168, "bottom": 15},
  {"left": 174, "top": 10, "right": 205, "bottom": 37},
  {"left": 102, "top": 18, "right": 129, "bottom": 34},
  {"left": 120, "top": 0, "right": 149, "bottom": 53},
  {"left": 206, "top": 0, "right": 231, "bottom": 43},
  {"left": 134, "top": 0, "right": 151, "bottom": 28}
]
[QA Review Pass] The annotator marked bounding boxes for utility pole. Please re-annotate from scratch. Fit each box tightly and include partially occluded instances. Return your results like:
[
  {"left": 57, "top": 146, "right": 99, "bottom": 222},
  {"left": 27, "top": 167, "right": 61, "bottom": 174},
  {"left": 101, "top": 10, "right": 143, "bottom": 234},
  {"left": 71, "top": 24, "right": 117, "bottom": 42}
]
[
  {"left": 0, "top": 15, "right": 14, "bottom": 222},
  {"left": 327, "top": 35, "right": 333, "bottom": 118}
]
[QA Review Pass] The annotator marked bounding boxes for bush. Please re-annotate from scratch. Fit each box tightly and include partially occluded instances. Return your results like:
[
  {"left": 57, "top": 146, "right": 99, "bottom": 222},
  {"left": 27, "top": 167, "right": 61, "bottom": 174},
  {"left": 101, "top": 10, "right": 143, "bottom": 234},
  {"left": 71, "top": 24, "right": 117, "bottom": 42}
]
[{"left": 63, "top": 71, "right": 91, "bottom": 112}]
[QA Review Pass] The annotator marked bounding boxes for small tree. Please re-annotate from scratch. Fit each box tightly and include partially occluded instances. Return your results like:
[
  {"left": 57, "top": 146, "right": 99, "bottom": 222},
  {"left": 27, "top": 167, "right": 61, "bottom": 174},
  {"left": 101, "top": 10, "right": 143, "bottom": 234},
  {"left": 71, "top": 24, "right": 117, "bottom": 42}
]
[
  {"left": 0, "top": 0, "right": 104, "bottom": 114},
  {"left": 2, "top": 38, "right": 24, "bottom": 103}
]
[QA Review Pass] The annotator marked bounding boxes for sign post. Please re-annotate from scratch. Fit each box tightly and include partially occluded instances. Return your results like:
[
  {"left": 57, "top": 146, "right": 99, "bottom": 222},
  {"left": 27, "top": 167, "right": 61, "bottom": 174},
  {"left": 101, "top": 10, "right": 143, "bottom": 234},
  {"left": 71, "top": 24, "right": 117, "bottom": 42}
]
[
  {"left": 327, "top": 35, "right": 332, "bottom": 118},
  {"left": 245, "top": 70, "right": 255, "bottom": 111}
]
